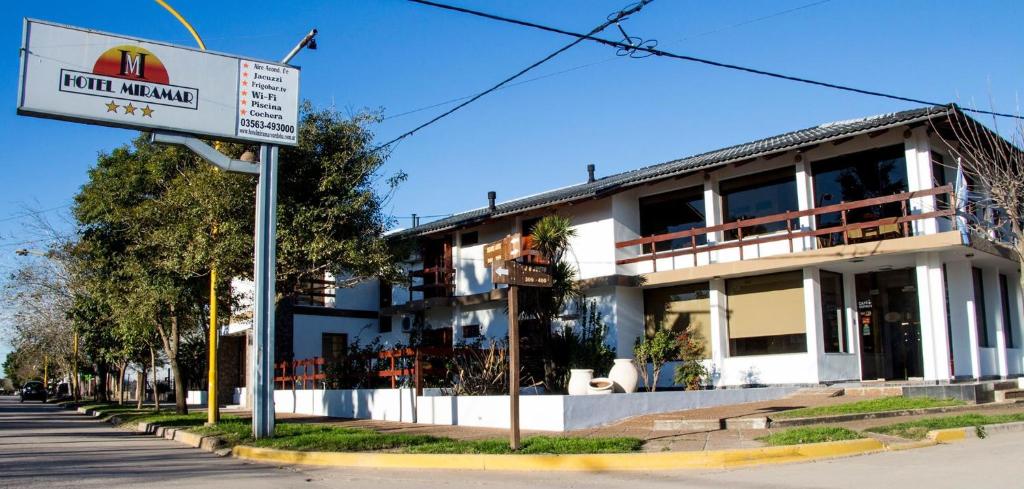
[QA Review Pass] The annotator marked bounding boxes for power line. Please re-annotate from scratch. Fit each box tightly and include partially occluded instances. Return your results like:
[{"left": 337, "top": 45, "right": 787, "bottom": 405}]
[
  {"left": 371, "top": 0, "right": 655, "bottom": 152},
  {"left": 0, "top": 203, "right": 73, "bottom": 225},
  {"left": 387, "top": 1, "right": 835, "bottom": 122},
  {"left": 677, "top": 0, "right": 833, "bottom": 42},
  {"left": 382, "top": 57, "right": 622, "bottom": 121},
  {"left": 409, "top": 0, "right": 1024, "bottom": 121}
]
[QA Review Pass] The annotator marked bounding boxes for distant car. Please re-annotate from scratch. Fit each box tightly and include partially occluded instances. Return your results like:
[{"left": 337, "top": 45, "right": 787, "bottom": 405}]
[{"left": 19, "top": 381, "right": 47, "bottom": 403}]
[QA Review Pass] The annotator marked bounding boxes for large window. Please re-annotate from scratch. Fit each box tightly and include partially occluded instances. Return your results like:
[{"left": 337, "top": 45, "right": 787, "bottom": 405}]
[
  {"left": 812, "top": 145, "right": 908, "bottom": 232},
  {"left": 999, "top": 274, "right": 1016, "bottom": 349},
  {"left": 639, "top": 187, "right": 706, "bottom": 253},
  {"left": 726, "top": 271, "right": 807, "bottom": 356},
  {"left": 820, "top": 271, "right": 849, "bottom": 353},
  {"left": 643, "top": 283, "right": 711, "bottom": 358},
  {"left": 720, "top": 168, "right": 799, "bottom": 241},
  {"left": 973, "top": 268, "right": 990, "bottom": 347}
]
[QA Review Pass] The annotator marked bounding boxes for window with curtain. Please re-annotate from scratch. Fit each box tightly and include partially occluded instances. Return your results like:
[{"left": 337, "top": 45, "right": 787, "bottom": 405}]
[
  {"left": 820, "top": 271, "right": 848, "bottom": 353},
  {"left": 726, "top": 271, "right": 807, "bottom": 356},
  {"left": 639, "top": 187, "right": 706, "bottom": 253},
  {"left": 999, "top": 274, "right": 1016, "bottom": 349},
  {"left": 643, "top": 282, "right": 712, "bottom": 359},
  {"left": 720, "top": 167, "right": 799, "bottom": 241}
]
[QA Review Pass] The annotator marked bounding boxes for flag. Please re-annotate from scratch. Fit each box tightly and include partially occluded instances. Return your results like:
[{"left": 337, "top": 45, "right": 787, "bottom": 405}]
[{"left": 955, "top": 158, "right": 970, "bottom": 245}]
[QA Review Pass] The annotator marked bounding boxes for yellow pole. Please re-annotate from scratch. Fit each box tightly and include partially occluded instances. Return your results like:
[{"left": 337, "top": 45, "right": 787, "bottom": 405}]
[
  {"left": 208, "top": 259, "right": 219, "bottom": 424},
  {"left": 154, "top": 0, "right": 218, "bottom": 424},
  {"left": 73, "top": 332, "right": 80, "bottom": 400},
  {"left": 154, "top": 0, "right": 206, "bottom": 49},
  {"left": 43, "top": 355, "right": 48, "bottom": 391}
]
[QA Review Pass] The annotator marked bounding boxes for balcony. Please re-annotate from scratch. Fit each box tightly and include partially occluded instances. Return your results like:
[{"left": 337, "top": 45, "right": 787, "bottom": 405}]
[
  {"left": 409, "top": 262, "right": 455, "bottom": 300},
  {"left": 616, "top": 184, "right": 955, "bottom": 271}
]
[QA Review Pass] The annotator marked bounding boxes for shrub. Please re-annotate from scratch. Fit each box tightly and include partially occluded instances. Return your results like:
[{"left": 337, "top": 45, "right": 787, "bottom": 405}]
[
  {"left": 447, "top": 338, "right": 509, "bottom": 396},
  {"left": 674, "top": 328, "right": 708, "bottom": 390},
  {"left": 634, "top": 329, "right": 677, "bottom": 392}
]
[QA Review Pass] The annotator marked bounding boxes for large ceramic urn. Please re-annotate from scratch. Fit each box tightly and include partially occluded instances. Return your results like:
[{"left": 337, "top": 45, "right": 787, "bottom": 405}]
[
  {"left": 608, "top": 358, "right": 639, "bottom": 393},
  {"left": 568, "top": 369, "right": 594, "bottom": 395}
]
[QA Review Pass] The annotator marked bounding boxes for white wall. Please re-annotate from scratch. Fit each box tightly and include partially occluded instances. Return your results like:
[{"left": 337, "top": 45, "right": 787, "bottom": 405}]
[
  {"left": 276, "top": 386, "right": 797, "bottom": 432},
  {"left": 565, "top": 198, "right": 616, "bottom": 280},
  {"left": 275, "top": 388, "right": 419, "bottom": 422},
  {"left": 292, "top": 314, "right": 403, "bottom": 360},
  {"left": 332, "top": 275, "right": 379, "bottom": 310},
  {"left": 717, "top": 353, "right": 819, "bottom": 386}
]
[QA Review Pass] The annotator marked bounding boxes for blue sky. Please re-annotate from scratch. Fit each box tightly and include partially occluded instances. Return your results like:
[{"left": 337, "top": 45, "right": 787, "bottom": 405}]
[{"left": 1, "top": 0, "right": 1021, "bottom": 359}]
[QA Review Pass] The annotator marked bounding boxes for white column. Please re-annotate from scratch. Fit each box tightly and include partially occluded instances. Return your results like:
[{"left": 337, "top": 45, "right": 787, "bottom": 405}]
[
  {"left": 1014, "top": 272, "right": 1024, "bottom": 374},
  {"left": 795, "top": 160, "right": 815, "bottom": 251},
  {"left": 916, "top": 252, "right": 952, "bottom": 381},
  {"left": 803, "top": 267, "right": 824, "bottom": 383},
  {"left": 904, "top": 129, "right": 938, "bottom": 235},
  {"left": 842, "top": 271, "right": 861, "bottom": 374},
  {"left": 708, "top": 277, "right": 729, "bottom": 386},
  {"left": 614, "top": 286, "right": 645, "bottom": 359},
  {"left": 703, "top": 177, "right": 721, "bottom": 263},
  {"left": 986, "top": 268, "right": 1009, "bottom": 378},
  {"left": 946, "top": 261, "right": 981, "bottom": 379}
]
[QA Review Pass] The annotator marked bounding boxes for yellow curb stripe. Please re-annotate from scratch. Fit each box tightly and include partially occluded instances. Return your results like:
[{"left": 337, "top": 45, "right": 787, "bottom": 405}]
[
  {"left": 928, "top": 428, "right": 969, "bottom": 443},
  {"left": 232, "top": 438, "right": 885, "bottom": 472},
  {"left": 885, "top": 439, "right": 937, "bottom": 451}
]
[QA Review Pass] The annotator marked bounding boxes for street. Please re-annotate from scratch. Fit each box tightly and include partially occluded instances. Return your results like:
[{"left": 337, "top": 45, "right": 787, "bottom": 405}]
[{"left": 1, "top": 395, "right": 1022, "bottom": 489}]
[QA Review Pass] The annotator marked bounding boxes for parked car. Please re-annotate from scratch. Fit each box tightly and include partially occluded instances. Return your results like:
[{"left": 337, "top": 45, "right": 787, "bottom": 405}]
[{"left": 19, "top": 381, "right": 47, "bottom": 403}]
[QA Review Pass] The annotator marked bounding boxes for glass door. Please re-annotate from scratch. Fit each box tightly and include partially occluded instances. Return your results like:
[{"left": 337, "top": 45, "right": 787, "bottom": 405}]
[{"left": 855, "top": 269, "right": 923, "bottom": 380}]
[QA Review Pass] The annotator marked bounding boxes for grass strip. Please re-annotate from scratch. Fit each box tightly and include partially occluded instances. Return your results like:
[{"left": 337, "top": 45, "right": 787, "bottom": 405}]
[
  {"left": 76, "top": 403, "right": 644, "bottom": 455},
  {"left": 773, "top": 396, "right": 963, "bottom": 419},
  {"left": 866, "top": 412, "right": 1024, "bottom": 440},
  {"left": 756, "top": 427, "right": 862, "bottom": 446}
]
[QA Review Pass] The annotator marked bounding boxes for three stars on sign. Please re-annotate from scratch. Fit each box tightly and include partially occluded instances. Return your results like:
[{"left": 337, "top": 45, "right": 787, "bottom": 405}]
[{"left": 104, "top": 100, "right": 154, "bottom": 117}]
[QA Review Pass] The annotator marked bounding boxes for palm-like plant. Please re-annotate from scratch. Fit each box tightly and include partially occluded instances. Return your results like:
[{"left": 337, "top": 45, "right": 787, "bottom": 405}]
[{"left": 518, "top": 215, "right": 583, "bottom": 392}]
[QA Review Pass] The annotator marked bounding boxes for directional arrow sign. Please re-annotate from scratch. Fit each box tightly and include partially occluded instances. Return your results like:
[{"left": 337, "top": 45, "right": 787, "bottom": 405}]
[{"left": 492, "top": 260, "right": 552, "bottom": 288}]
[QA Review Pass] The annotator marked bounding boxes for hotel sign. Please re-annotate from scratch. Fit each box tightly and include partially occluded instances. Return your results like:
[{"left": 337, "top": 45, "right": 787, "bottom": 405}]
[{"left": 17, "top": 19, "right": 299, "bottom": 146}]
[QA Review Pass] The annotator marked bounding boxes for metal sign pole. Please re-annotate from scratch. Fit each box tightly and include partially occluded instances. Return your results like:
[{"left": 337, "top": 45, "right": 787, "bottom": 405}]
[
  {"left": 507, "top": 283, "right": 521, "bottom": 450},
  {"left": 252, "top": 144, "right": 279, "bottom": 439}
]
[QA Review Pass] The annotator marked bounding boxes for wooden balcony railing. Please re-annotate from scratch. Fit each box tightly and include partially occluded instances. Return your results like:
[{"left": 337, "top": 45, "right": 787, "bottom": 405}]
[
  {"left": 409, "top": 264, "right": 455, "bottom": 299},
  {"left": 616, "top": 184, "right": 955, "bottom": 269}
]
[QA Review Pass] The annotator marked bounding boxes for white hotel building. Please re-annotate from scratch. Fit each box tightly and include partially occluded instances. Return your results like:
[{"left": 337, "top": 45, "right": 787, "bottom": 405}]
[{"left": 288, "top": 105, "right": 1024, "bottom": 388}]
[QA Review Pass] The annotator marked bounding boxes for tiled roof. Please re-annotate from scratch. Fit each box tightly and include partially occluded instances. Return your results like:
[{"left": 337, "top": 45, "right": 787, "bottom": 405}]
[{"left": 394, "top": 104, "right": 956, "bottom": 238}]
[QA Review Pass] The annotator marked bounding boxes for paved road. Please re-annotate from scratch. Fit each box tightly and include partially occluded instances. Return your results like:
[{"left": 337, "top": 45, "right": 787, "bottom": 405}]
[{"left": 2, "top": 395, "right": 1022, "bottom": 488}]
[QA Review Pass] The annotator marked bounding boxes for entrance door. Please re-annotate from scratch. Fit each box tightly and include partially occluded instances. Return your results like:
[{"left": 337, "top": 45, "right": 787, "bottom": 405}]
[{"left": 855, "top": 269, "right": 924, "bottom": 380}]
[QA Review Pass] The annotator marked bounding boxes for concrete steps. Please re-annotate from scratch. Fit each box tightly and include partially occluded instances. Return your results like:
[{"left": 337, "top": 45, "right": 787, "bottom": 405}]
[
  {"left": 789, "top": 387, "right": 845, "bottom": 398},
  {"left": 994, "top": 389, "right": 1024, "bottom": 402}
]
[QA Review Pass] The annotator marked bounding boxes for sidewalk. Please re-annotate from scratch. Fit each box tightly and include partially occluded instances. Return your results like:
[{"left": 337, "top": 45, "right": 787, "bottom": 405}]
[{"left": 227, "top": 394, "right": 1024, "bottom": 453}]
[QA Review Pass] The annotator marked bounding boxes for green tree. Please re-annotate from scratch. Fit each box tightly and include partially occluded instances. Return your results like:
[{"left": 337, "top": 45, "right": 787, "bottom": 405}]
[{"left": 72, "top": 103, "right": 407, "bottom": 413}]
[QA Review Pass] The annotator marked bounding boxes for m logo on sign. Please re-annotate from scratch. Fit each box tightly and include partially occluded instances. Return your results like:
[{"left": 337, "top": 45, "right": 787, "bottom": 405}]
[{"left": 119, "top": 50, "right": 146, "bottom": 78}]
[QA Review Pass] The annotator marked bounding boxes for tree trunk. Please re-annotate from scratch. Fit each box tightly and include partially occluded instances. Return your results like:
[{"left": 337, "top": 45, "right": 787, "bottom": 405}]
[
  {"left": 156, "top": 306, "right": 188, "bottom": 414},
  {"left": 170, "top": 361, "right": 187, "bottom": 414},
  {"left": 95, "top": 364, "right": 109, "bottom": 402},
  {"left": 117, "top": 364, "right": 127, "bottom": 405},
  {"left": 136, "top": 366, "right": 145, "bottom": 409},
  {"left": 150, "top": 346, "right": 160, "bottom": 412}
]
